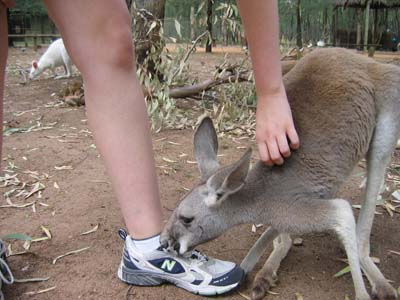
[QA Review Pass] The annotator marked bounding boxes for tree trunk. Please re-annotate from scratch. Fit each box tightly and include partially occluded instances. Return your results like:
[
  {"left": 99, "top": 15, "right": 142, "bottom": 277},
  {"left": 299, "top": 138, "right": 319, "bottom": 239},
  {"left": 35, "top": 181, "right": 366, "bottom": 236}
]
[
  {"left": 206, "top": 0, "right": 213, "bottom": 53},
  {"left": 221, "top": 17, "right": 227, "bottom": 46},
  {"left": 371, "top": 8, "right": 377, "bottom": 45},
  {"left": 190, "top": 6, "right": 196, "bottom": 41},
  {"left": 356, "top": 8, "right": 362, "bottom": 50},
  {"left": 322, "top": 6, "right": 328, "bottom": 42},
  {"left": 296, "top": 0, "right": 302, "bottom": 48},
  {"left": 332, "top": 8, "right": 338, "bottom": 46},
  {"left": 364, "top": 0, "right": 371, "bottom": 51}
]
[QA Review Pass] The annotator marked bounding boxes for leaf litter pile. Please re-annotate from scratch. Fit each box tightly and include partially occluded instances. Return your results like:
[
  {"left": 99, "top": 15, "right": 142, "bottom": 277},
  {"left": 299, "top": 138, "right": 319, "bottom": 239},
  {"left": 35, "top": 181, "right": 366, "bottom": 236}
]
[
  {"left": 1, "top": 157, "right": 97, "bottom": 295},
  {"left": 1, "top": 107, "right": 99, "bottom": 296}
]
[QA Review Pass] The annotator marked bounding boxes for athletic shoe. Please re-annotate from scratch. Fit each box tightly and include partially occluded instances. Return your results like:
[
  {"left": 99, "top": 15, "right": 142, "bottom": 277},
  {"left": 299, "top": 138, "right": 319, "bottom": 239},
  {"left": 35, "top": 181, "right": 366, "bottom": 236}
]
[
  {"left": 117, "top": 229, "right": 244, "bottom": 296},
  {"left": 0, "top": 239, "right": 14, "bottom": 300}
]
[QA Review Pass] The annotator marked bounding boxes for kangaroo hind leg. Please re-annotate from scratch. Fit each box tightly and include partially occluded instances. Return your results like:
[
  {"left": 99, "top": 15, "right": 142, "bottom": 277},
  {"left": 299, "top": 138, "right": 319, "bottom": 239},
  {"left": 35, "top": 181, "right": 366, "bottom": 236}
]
[{"left": 357, "top": 110, "right": 400, "bottom": 300}]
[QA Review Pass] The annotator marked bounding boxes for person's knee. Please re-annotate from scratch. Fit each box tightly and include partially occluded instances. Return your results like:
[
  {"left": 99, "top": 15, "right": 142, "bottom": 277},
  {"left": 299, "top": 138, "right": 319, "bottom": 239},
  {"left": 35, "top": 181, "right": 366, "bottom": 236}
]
[
  {"left": 75, "top": 20, "right": 135, "bottom": 76},
  {"left": 102, "top": 27, "right": 135, "bottom": 71}
]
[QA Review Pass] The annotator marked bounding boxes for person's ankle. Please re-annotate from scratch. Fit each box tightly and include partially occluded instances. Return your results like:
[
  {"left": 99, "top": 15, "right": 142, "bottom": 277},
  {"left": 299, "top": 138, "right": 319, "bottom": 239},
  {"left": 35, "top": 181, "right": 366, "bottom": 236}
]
[{"left": 128, "top": 233, "right": 161, "bottom": 254}]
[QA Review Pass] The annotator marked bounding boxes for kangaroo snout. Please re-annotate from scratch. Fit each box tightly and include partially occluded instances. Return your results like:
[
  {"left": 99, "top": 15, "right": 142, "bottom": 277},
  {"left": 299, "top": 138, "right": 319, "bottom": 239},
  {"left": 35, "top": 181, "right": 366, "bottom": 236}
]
[{"left": 160, "top": 226, "right": 189, "bottom": 255}]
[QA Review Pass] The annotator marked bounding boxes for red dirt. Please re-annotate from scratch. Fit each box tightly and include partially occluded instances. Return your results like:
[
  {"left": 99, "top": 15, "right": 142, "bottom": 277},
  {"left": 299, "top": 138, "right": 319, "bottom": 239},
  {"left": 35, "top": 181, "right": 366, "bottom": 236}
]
[{"left": 1, "top": 47, "right": 399, "bottom": 300}]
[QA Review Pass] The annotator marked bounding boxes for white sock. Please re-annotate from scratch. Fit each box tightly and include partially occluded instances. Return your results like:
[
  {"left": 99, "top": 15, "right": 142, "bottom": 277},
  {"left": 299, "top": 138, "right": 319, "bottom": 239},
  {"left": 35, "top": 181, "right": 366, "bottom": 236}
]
[{"left": 130, "top": 234, "right": 161, "bottom": 254}]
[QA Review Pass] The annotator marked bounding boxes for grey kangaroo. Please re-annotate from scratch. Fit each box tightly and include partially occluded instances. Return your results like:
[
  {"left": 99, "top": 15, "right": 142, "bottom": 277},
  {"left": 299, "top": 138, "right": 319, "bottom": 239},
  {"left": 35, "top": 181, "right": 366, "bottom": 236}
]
[{"left": 160, "top": 48, "right": 400, "bottom": 300}]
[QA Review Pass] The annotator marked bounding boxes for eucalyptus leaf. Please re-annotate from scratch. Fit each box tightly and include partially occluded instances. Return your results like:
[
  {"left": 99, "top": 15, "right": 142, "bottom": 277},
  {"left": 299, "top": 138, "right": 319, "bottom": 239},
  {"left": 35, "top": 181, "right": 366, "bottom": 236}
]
[
  {"left": 3, "top": 233, "right": 32, "bottom": 241},
  {"left": 174, "top": 19, "right": 182, "bottom": 38},
  {"left": 334, "top": 265, "right": 351, "bottom": 278}
]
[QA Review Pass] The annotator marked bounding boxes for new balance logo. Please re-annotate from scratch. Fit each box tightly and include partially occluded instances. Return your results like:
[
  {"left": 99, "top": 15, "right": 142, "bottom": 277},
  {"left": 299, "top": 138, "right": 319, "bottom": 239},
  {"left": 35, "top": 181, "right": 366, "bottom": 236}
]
[{"left": 161, "top": 259, "right": 176, "bottom": 272}]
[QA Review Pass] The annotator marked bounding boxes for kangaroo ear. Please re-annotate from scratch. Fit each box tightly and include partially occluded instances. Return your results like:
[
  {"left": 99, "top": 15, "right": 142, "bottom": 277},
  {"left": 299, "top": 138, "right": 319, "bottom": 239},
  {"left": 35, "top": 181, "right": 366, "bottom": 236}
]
[
  {"left": 224, "top": 147, "right": 252, "bottom": 190},
  {"left": 194, "top": 117, "right": 219, "bottom": 180},
  {"left": 204, "top": 148, "right": 252, "bottom": 207},
  {"left": 32, "top": 61, "right": 38, "bottom": 69}
]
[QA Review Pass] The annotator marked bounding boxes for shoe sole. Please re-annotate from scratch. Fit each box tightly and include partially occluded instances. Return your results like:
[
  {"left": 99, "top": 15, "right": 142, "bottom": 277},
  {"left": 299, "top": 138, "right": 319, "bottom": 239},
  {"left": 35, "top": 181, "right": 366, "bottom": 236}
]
[{"left": 118, "top": 263, "right": 241, "bottom": 296}]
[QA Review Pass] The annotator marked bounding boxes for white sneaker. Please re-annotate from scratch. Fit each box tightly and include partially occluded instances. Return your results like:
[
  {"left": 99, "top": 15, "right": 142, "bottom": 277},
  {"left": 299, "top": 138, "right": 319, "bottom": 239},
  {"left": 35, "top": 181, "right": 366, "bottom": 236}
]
[
  {"left": 117, "top": 229, "right": 244, "bottom": 296},
  {"left": 0, "top": 239, "right": 14, "bottom": 300}
]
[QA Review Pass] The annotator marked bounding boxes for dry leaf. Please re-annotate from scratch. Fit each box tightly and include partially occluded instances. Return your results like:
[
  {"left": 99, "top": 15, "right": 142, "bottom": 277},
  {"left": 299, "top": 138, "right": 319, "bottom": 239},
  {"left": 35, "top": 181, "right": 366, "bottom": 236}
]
[
  {"left": 388, "top": 250, "right": 400, "bottom": 256},
  {"left": 25, "top": 182, "right": 45, "bottom": 199},
  {"left": 295, "top": 292, "right": 304, "bottom": 300},
  {"left": 31, "top": 237, "right": 50, "bottom": 243},
  {"left": 54, "top": 165, "right": 73, "bottom": 170},
  {"left": 167, "top": 141, "right": 181, "bottom": 146},
  {"left": 24, "top": 286, "right": 56, "bottom": 296},
  {"left": 237, "top": 291, "right": 251, "bottom": 300},
  {"left": 23, "top": 240, "right": 31, "bottom": 251},
  {"left": 14, "top": 277, "right": 50, "bottom": 283},
  {"left": 267, "top": 290, "right": 280, "bottom": 295},
  {"left": 81, "top": 224, "right": 99, "bottom": 236},
  {"left": 0, "top": 200, "right": 36, "bottom": 209},
  {"left": 293, "top": 238, "right": 304, "bottom": 246},
  {"left": 41, "top": 226, "right": 52, "bottom": 239},
  {"left": 52, "top": 246, "right": 91, "bottom": 264},
  {"left": 392, "top": 190, "right": 400, "bottom": 202},
  {"left": 162, "top": 157, "right": 177, "bottom": 163}
]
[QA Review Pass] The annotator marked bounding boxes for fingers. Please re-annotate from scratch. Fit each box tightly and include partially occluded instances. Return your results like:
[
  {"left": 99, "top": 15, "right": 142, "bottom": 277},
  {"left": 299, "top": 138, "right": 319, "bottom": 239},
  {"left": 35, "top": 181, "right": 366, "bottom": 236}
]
[
  {"left": 267, "top": 138, "right": 284, "bottom": 165},
  {"left": 287, "top": 126, "right": 300, "bottom": 149},
  {"left": 257, "top": 141, "right": 273, "bottom": 166},
  {"left": 258, "top": 129, "right": 299, "bottom": 166},
  {"left": 257, "top": 138, "right": 284, "bottom": 166},
  {"left": 277, "top": 134, "right": 291, "bottom": 158}
]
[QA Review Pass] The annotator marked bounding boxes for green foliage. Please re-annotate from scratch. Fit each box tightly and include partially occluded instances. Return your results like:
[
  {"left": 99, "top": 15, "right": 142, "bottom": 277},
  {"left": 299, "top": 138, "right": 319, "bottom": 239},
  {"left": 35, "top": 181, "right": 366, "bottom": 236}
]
[
  {"left": 164, "top": 0, "right": 241, "bottom": 44},
  {"left": 2, "top": 233, "right": 32, "bottom": 241},
  {"left": 12, "top": 0, "right": 47, "bottom": 15},
  {"left": 134, "top": 9, "right": 191, "bottom": 131}
]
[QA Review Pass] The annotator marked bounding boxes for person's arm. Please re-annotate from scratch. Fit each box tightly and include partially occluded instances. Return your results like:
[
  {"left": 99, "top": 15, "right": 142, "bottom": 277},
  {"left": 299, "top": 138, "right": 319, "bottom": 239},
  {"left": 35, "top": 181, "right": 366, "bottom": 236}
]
[{"left": 237, "top": 0, "right": 299, "bottom": 166}]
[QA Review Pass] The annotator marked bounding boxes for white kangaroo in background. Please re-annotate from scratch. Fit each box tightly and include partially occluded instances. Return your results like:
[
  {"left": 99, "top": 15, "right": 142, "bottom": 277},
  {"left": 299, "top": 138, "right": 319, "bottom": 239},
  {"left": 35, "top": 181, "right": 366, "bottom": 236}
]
[
  {"left": 161, "top": 48, "right": 400, "bottom": 300},
  {"left": 29, "top": 38, "right": 73, "bottom": 80}
]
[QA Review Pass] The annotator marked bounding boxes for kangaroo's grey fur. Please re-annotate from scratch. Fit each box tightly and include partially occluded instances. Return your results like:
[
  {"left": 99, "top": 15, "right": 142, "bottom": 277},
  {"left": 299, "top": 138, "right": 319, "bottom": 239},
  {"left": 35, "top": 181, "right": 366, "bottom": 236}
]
[{"left": 160, "top": 48, "right": 400, "bottom": 300}]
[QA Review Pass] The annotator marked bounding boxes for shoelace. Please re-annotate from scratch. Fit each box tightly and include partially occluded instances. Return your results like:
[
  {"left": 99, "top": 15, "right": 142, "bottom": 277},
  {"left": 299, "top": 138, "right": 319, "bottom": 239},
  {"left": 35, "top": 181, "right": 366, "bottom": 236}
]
[{"left": 0, "top": 239, "right": 14, "bottom": 300}]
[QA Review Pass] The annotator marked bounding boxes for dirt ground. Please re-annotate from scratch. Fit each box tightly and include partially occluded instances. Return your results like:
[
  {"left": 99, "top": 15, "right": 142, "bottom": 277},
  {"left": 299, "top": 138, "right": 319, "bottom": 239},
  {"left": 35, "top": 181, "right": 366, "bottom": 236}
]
[{"left": 1, "top": 47, "right": 400, "bottom": 300}]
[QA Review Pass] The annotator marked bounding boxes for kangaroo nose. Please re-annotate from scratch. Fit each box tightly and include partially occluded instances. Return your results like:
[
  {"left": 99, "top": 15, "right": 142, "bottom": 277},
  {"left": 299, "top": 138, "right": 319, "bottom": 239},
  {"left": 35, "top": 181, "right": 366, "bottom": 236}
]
[{"left": 173, "top": 242, "right": 181, "bottom": 252}]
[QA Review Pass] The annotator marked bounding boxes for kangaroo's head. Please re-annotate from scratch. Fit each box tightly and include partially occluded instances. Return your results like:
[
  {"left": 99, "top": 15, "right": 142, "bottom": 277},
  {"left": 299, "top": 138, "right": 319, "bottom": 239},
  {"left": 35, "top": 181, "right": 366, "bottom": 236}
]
[
  {"left": 29, "top": 61, "right": 40, "bottom": 79},
  {"left": 160, "top": 117, "right": 252, "bottom": 254}
]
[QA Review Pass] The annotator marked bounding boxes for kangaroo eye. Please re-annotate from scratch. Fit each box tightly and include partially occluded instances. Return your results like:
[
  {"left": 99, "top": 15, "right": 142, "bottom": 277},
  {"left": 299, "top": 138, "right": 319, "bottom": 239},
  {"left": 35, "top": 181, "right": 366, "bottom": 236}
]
[{"left": 180, "top": 216, "right": 194, "bottom": 225}]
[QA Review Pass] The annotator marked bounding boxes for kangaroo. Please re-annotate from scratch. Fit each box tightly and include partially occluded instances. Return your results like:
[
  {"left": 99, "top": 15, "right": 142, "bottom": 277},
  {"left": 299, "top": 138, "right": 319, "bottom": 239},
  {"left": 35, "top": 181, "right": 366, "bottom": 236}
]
[
  {"left": 29, "top": 38, "right": 73, "bottom": 80},
  {"left": 160, "top": 48, "right": 400, "bottom": 300}
]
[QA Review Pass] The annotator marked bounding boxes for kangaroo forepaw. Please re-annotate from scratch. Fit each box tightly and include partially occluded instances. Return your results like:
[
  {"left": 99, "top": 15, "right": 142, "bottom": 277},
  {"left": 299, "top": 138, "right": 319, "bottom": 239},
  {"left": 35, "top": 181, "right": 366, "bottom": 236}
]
[
  {"left": 372, "top": 281, "right": 398, "bottom": 300},
  {"left": 251, "top": 273, "right": 278, "bottom": 300}
]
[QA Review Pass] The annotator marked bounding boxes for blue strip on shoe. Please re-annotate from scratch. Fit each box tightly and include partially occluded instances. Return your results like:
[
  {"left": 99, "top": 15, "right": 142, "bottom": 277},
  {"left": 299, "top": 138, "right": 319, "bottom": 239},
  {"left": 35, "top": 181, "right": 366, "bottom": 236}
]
[{"left": 210, "top": 266, "right": 244, "bottom": 287}]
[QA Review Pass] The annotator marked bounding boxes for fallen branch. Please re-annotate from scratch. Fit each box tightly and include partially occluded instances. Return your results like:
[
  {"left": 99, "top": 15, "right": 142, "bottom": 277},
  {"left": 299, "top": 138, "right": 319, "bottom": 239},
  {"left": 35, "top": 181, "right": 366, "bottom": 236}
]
[{"left": 169, "top": 71, "right": 250, "bottom": 99}]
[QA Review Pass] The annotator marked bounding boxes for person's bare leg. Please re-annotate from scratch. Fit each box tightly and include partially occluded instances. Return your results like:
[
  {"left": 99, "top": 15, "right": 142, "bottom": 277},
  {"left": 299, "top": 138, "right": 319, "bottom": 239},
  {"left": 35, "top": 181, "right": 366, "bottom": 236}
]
[
  {"left": 0, "top": 6, "right": 7, "bottom": 166},
  {"left": 43, "top": 0, "right": 162, "bottom": 239}
]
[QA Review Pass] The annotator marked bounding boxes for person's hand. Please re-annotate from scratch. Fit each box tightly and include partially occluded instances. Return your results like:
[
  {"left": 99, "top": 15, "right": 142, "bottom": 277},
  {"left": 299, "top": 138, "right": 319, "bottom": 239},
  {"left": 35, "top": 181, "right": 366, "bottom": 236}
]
[
  {"left": 256, "top": 84, "right": 300, "bottom": 166},
  {"left": 0, "top": 0, "right": 14, "bottom": 8}
]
